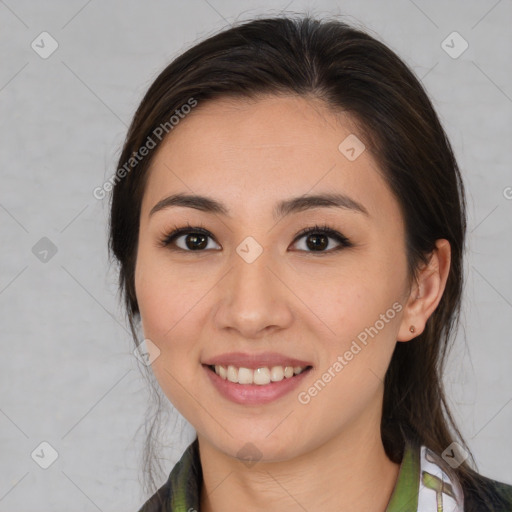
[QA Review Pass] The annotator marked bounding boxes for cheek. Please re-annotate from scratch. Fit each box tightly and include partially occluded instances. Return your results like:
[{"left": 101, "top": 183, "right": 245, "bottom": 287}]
[
  {"left": 135, "top": 255, "right": 204, "bottom": 417},
  {"left": 301, "top": 291, "right": 401, "bottom": 429},
  {"left": 136, "top": 274, "right": 194, "bottom": 353},
  {"left": 135, "top": 244, "right": 189, "bottom": 338},
  {"left": 134, "top": 247, "right": 206, "bottom": 363},
  {"left": 317, "top": 271, "right": 388, "bottom": 330},
  {"left": 135, "top": 263, "right": 168, "bottom": 339},
  {"left": 316, "top": 273, "right": 403, "bottom": 378}
]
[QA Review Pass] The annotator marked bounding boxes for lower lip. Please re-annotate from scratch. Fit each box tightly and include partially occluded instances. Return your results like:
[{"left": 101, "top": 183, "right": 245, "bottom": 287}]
[{"left": 203, "top": 365, "right": 312, "bottom": 405}]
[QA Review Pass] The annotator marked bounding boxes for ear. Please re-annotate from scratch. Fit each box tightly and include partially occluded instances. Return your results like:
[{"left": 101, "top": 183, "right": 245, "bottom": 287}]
[{"left": 397, "top": 239, "right": 451, "bottom": 342}]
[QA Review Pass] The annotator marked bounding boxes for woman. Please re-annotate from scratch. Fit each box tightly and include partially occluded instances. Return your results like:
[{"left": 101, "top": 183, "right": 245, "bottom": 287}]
[{"left": 108, "top": 15, "right": 512, "bottom": 512}]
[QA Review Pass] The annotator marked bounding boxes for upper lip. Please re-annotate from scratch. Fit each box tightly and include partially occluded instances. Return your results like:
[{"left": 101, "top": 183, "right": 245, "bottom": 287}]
[{"left": 202, "top": 351, "right": 313, "bottom": 370}]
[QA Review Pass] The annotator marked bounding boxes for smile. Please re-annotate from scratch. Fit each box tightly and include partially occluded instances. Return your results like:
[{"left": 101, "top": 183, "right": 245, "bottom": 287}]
[
  {"left": 203, "top": 364, "right": 313, "bottom": 405},
  {"left": 209, "top": 364, "right": 310, "bottom": 385}
]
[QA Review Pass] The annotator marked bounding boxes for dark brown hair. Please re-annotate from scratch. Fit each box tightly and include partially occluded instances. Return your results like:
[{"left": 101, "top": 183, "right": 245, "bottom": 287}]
[{"left": 109, "top": 14, "right": 500, "bottom": 509}]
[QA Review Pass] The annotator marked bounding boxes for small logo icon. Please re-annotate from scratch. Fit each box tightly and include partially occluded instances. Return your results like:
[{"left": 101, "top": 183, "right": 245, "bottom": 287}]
[
  {"left": 338, "top": 134, "right": 366, "bottom": 161},
  {"left": 441, "top": 32, "right": 469, "bottom": 59},
  {"left": 32, "top": 237, "right": 58, "bottom": 263},
  {"left": 31, "top": 32, "right": 59, "bottom": 59},
  {"left": 236, "top": 442, "right": 263, "bottom": 468},
  {"left": 133, "top": 338, "right": 161, "bottom": 366},
  {"left": 441, "top": 441, "right": 469, "bottom": 468},
  {"left": 31, "top": 441, "right": 59, "bottom": 469},
  {"left": 236, "top": 236, "right": 263, "bottom": 264}
]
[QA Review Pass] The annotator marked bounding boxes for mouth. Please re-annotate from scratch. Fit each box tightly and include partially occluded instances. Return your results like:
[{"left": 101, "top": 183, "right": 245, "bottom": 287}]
[
  {"left": 205, "top": 363, "right": 313, "bottom": 385},
  {"left": 202, "top": 363, "right": 313, "bottom": 405}
]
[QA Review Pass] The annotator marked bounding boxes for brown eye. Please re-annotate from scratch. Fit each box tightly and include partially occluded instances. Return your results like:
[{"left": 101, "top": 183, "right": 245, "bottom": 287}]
[
  {"left": 291, "top": 225, "right": 352, "bottom": 253},
  {"left": 161, "top": 225, "right": 220, "bottom": 252},
  {"left": 179, "top": 232, "right": 209, "bottom": 250},
  {"left": 305, "top": 233, "right": 329, "bottom": 251},
  {"left": 160, "top": 223, "right": 352, "bottom": 254}
]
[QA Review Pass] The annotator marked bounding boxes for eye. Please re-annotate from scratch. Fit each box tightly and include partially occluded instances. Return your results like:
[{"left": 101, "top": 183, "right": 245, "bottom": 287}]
[
  {"left": 290, "top": 224, "right": 352, "bottom": 254},
  {"left": 159, "top": 223, "right": 352, "bottom": 253},
  {"left": 159, "top": 223, "right": 220, "bottom": 252}
]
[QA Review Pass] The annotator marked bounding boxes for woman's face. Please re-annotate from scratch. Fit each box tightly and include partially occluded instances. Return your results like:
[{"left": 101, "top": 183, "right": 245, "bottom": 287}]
[{"left": 135, "top": 94, "right": 414, "bottom": 461}]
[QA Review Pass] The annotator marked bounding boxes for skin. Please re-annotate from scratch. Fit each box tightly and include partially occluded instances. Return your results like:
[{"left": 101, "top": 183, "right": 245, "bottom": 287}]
[{"left": 134, "top": 94, "right": 451, "bottom": 512}]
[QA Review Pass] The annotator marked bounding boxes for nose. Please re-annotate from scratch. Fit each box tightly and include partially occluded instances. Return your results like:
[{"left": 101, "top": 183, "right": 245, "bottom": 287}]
[{"left": 213, "top": 250, "right": 294, "bottom": 339}]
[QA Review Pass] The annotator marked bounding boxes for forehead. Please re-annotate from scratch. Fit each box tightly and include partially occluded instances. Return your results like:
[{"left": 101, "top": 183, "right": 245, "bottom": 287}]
[{"left": 142, "top": 94, "right": 401, "bottom": 225}]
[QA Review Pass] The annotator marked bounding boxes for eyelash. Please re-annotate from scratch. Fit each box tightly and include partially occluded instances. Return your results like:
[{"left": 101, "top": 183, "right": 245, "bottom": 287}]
[{"left": 158, "top": 222, "right": 353, "bottom": 254}]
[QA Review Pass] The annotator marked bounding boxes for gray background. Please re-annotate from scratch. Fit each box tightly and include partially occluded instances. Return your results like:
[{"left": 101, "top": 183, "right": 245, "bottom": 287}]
[{"left": 1, "top": 0, "right": 511, "bottom": 510}]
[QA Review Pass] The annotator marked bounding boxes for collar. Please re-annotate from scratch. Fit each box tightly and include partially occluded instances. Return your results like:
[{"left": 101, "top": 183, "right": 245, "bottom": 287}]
[
  {"left": 160, "top": 438, "right": 464, "bottom": 511},
  {"left": 386, "top": 440, "right": 464, "bottom": 511}
]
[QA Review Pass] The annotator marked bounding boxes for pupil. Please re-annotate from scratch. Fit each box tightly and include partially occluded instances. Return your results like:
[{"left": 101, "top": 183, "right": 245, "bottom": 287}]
[
  {"left": 187, "top": 233, "right": 207, "bottom": 250},
  {"left": 307, "top": 234, "right": 327, "bottom": 251}
]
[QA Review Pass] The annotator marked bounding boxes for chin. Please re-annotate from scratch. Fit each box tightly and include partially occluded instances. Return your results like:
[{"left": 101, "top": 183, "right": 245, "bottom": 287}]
[{"left": 215, "top": 429, "right": 303, "bottom": 464}]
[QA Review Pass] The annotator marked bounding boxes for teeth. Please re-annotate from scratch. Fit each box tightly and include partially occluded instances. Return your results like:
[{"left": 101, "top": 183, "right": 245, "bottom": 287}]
[
  {"left": 217, "top": 365, "right": 227, "bottom": 379},
  {"left": 213, "top": 364, "right": 308, "bottom": 385},
  {"left": 227, "top": 365, "right": 238, "bottom": 383},
  {"left": 253, "top": 367, "right": 271, "bottom": 385},
  {"left": 270, "top": 366, "right": 284, "bottom": 382},
  {"left": 237, "top": 367, "right": 253, "bottom": 385},
  {"left": 284, "top": 366, "right": 294, "bottom": 378}
]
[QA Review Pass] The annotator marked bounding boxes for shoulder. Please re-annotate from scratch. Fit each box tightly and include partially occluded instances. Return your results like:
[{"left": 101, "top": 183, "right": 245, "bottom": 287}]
[
  {"left": 463, "top": 470, "right": 512, "bottom": 512},
  {"left": 136, "top": 478, "right": 172, "bottom": 512},
  {"left": 136, "top": 438, "right": 202, "bottom": 512}
]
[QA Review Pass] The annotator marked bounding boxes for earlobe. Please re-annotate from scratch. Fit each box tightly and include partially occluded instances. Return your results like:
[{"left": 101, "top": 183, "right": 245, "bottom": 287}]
[{"left": 397, "top": 239, "right": 451, "bottom": 342}]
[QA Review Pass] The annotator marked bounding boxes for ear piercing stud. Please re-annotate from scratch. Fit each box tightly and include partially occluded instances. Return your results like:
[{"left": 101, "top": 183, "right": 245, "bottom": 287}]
[{"left": 409, "top": 325, "right": 415, "bottom": 333}]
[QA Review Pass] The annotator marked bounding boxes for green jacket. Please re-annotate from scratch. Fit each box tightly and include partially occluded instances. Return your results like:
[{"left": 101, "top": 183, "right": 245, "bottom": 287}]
[{"left": 137, "top": 438, "right": 512, "bottom": 511}]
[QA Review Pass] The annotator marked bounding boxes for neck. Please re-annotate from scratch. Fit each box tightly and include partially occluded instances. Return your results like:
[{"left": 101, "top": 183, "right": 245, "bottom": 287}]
[{"left": 198, "top": 419, "right": 400, "bottom": 512}]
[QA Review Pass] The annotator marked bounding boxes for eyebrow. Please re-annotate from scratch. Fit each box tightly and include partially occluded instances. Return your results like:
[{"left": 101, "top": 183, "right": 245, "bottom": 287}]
[{"left": 149, "top": 192, "right": 369, "bottom": 219}]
